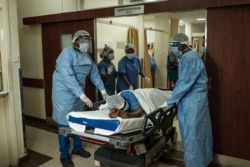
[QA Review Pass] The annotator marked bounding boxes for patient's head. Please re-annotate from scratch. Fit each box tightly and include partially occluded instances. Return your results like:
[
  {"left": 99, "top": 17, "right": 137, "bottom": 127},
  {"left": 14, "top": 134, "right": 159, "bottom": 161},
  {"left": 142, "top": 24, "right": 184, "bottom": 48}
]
[{"left": 106, "top": 95, "right": 129, "bottom": 111}]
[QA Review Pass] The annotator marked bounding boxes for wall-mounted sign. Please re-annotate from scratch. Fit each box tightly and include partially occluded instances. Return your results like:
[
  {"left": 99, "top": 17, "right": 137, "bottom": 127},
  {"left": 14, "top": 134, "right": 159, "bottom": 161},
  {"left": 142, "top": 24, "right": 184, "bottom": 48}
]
[{"left": 115, "top": 5, "right": 144, "bottom": 16}]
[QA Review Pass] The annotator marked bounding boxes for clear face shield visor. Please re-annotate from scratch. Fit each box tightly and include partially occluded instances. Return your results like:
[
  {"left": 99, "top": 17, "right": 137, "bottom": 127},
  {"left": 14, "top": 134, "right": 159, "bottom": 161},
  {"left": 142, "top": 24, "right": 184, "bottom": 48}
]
[{"left": 78, "top": 35, "right": 93, "bottom": 54}]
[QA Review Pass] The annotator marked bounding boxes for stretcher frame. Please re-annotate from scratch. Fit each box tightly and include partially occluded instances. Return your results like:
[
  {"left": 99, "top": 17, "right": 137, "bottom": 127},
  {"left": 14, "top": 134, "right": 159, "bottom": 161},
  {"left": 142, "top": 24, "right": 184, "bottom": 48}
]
[
  {"left": 60, "top": 104, "right": 177, "bottom": 147},
  {"left": 59, "top": 103, "right": 177, "bottom": 167}
]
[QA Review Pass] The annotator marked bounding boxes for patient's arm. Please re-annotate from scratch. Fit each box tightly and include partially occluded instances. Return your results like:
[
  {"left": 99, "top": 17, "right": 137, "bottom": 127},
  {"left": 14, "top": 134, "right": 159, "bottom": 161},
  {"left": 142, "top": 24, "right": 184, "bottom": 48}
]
[
  {"left": 109, "top": 107, "right": 143, "bottom": 118},
  {"left": 125, "top": 106, "right": 143, "bottom": 118},
  {"left": 109, "top": 108, "right": 120, "bottom": 118}
]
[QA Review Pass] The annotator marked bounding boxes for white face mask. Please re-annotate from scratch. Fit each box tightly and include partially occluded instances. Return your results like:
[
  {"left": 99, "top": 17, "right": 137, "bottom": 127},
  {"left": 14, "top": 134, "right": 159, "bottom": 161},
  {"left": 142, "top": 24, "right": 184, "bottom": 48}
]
[{"left": 79, "top": 43, "right": 89, "bottom": 53}]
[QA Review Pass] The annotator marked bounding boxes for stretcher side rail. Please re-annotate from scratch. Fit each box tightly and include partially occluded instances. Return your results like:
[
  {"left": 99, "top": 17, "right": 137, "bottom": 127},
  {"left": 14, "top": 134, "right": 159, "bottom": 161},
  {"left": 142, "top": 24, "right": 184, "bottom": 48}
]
[
  {"left": 141, "top": 104, "right": 177, "bottom": 137},
  {"left": 107, "top": 104, "right": 177, "bottom": 149}
]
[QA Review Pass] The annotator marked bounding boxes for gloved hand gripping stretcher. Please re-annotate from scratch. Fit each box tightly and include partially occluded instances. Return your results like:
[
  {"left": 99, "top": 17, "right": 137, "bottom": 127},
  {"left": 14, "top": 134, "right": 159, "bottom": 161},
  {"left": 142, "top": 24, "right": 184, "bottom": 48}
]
[{"left": 59, "top": 88, "right": 178, "bottom": 167}]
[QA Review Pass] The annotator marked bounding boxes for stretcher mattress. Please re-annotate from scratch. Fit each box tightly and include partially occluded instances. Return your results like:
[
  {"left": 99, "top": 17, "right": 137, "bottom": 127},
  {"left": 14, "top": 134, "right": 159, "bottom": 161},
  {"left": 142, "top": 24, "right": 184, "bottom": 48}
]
[
  {"left": 67, "top": 109, "right": 145, "bottom": 135},
  {"left": 67, "top": 89, "right": 172, "bottom": 136}
]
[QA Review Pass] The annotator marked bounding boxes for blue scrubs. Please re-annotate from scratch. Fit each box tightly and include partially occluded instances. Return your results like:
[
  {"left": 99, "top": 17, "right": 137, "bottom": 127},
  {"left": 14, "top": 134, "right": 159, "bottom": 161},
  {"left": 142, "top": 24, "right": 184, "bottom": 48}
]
[
  {"left": 97, "top": 59, "right": 116, "bottom": 99},
  {"left": 167, "top": 52, "right": 179, "bottom": 84},
  {"left": 116, "top": 56, "right": 141, "bottom": 93},
  {"left": 167, "top": 49, "right": 213, "bottom": 167},
  {"left": 119, "top": 90, "right": 140, "bottom": 112},
  {"left": 150, "top": 56, "right": 156, "bottom": 86},
  {"left": 52, "top": 45, "right": 105, "bottom": 158}
]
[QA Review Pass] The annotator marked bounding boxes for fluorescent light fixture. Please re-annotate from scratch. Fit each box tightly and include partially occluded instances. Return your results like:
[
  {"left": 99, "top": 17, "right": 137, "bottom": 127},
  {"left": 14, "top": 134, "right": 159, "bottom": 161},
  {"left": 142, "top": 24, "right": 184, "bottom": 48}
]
[{"left": 196, "top": 18, "right": 206, "bottom": 21}]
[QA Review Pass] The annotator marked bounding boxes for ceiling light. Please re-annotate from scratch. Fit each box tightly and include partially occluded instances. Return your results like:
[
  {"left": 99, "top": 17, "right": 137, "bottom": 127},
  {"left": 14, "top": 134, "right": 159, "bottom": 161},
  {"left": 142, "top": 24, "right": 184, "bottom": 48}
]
[{"left": 196, "top": 18, "right": 206, "bottom": 21}]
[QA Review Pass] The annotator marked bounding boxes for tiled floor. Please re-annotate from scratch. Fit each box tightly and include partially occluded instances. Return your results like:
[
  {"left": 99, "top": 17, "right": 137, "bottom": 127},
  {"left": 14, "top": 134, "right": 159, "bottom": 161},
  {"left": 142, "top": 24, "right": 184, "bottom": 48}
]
[{"left": 21, "top": 119, "right": 184, "bottom": 167}]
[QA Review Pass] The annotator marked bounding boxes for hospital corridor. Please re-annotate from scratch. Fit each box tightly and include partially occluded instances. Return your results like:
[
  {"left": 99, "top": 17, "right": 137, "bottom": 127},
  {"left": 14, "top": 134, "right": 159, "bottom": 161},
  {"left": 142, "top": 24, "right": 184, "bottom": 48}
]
[{"left": 1, "top": 1, "right": 250, "bottom": 167}]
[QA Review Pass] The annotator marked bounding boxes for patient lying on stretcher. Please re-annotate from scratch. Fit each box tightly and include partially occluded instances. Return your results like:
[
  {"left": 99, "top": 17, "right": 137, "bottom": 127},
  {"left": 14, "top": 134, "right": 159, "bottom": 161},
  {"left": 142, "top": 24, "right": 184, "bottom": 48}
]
[
  {"left": 100, "top": 88, "right": 173, "bottom": 119},
  {"left": 103, "top": 90, "right": 144, "bottom": 119},
  {"left": 67, "top": 88, "right": 172, "bottom": 135}
]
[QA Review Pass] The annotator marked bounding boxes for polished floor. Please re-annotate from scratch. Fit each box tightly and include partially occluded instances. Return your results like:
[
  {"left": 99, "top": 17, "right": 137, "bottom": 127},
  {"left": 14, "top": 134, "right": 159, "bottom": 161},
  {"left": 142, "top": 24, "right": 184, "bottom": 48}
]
[{"left": 20, "top": 119, "right": 185, "bottom": 167}]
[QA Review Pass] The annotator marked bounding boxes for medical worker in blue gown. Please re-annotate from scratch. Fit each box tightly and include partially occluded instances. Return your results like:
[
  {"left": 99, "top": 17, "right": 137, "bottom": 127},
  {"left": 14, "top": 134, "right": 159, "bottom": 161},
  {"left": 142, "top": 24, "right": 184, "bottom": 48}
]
[
  {"left": 97, "top": 45, "right": 117, "bottom": 100},
  {"left": 52, "top": 30, "right": 108, "bottom": 167},
  {"left": 116, "top": 43, "right": 150, "bottom": 93},
  {"left": 160, "top": 33, "right": 213, "bottom": 167}
]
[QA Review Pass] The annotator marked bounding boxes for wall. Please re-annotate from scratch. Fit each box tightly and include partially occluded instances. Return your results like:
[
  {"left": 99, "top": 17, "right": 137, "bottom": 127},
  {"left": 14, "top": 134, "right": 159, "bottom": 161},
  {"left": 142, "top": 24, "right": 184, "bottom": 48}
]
[
  {"left": 17, "top": 0, "right": 77, "bottom": 119},
  {"left": 0, "top": 0, "right": 26, "bottom": 166}
]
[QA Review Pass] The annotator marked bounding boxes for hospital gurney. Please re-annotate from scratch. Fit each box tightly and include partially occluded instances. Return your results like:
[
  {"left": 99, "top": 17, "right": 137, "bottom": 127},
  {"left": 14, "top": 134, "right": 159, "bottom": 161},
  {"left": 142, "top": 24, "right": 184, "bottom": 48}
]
[{"left": 60, "top": 101, "right": 178, "bottom": 167}]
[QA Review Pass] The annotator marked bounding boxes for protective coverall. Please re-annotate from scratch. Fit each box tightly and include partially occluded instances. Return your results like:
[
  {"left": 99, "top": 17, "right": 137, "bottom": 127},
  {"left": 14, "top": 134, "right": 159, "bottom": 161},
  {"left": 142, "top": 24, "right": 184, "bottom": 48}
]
[
  {"left": 52, "top": 45, "right": 105, "bottom": 125},
  {"left": 167, "top": 49, "right": 213, "bottom": 167}
]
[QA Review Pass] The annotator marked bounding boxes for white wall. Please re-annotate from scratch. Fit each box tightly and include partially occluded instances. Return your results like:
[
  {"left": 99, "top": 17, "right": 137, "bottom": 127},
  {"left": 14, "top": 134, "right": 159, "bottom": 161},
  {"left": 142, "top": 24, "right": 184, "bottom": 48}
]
[
  {"left": 0, "top": 0, "right": 26, "bottom": 166},
  {"left": 17, "top": 0, "right": 78, "bottom": 119}
]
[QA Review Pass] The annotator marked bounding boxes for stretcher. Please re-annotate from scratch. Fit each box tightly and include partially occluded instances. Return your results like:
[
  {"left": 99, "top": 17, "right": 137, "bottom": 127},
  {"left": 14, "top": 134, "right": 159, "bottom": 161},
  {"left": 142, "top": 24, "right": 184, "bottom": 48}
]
[{"left": 60, "top": 99, "right": 178, "bottom": 167}]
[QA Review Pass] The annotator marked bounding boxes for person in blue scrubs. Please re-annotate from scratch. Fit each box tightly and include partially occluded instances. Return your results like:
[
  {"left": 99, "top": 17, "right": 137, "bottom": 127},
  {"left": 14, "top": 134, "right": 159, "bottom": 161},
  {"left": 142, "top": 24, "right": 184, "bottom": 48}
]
[
  {"left": 167, "top": 50, "right": 179, "bottom": 89},
  {"left": 97, "top": 45, "right": 117, "bottom": 100},
  {"left": 52, "top": 30, "right": 108, "bottom": 167},
  {"left": 107, "top": 90, "right": 143, "bottom": 118},
  {"left": 150, "top": 54, "right": 156, "bottom": 87},
  {"left": 148, "top": 44, "right": 157, "bottom": 87},
  {"left": 116, "top": 43, "right": 150, "bottom": 93},
  {"left": 160, "top": 33, "right": 213, "bottom": 167}
]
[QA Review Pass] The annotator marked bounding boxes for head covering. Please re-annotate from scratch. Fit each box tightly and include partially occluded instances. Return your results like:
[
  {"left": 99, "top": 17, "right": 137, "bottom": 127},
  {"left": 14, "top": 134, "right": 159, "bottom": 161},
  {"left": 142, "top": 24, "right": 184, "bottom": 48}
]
[
  {"left": 100, "top": 45, "right": 112, "bottom": 58},
  {"left": 124, "top": 43, "right": 135, "bottom": 52},
  {"left": 169, "top": 33, "right": 189, "bottom": 46},
  {"left": 106, "top": 95, "right": 129, "bottom": 110},
  {"left": 71, "top": 30, "right": 90, "bottom": 43}
]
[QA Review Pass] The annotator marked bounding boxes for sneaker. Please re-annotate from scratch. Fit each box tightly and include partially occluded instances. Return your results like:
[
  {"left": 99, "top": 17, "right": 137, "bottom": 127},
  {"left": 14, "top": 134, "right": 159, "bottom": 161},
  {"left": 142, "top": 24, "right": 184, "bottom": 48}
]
[
  {"left": 72, "top": 148, "right": 91, "bottom": 158},
  {"left": 60, "top": 156, "right": 74, "bottom": 167}
]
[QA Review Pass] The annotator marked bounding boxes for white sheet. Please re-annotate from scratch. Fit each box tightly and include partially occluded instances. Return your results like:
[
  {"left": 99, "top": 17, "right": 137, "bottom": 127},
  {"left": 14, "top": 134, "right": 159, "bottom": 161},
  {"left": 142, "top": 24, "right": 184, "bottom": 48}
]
[
  {"left": 67, "top": 89, "right": 172, "bottom": 136},
  {"left": 134, "top": 88, "right": 172, "bottom": 114}
]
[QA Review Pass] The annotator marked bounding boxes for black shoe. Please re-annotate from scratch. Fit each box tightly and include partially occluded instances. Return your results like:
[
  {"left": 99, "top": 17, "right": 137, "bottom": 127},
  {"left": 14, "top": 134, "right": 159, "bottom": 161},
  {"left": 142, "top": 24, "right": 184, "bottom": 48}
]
[
  {"left": 60, "top": 156, "right": 74, "bottom": 167},
  {"left": 72, "top": 148, "right": 91, "bottom": 158}
]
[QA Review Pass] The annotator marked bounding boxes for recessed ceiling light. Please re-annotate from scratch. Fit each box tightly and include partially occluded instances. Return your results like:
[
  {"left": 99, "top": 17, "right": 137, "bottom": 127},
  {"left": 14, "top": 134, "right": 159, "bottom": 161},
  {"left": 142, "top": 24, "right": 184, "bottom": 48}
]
[{"left": 196, "top": 18, "right": 206, "bottom": 21}]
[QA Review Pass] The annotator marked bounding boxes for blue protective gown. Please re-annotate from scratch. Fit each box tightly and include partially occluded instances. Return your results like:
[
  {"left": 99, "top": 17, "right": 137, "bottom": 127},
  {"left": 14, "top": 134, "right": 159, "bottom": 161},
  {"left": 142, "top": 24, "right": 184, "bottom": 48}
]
[
  {"left": 167, "top": 49, "right": 213, "bottom": 167},
  {"left": 119, "top": 90, "right": 140, "bottom": 112},
  {"left": 97, "top": 59, "right": 116, "bottom": 98},
  {"left": 52, "top": 45, "right": 105, "bottom": 125},
  {"left": 116, "top": 56, "right": 141, "bottom": 93}
]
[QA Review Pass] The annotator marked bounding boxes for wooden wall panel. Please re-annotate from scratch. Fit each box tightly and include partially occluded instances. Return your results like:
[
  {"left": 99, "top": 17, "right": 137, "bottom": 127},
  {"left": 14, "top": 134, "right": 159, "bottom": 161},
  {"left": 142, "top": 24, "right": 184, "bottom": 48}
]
[
  {"left": 23, "top": 0, "right": 250, "bottom": 25},
  {"left": 207, "top": 5, "right": 250, "bottom": 160},
  {"left": 22, "top": 78, "right": 44, "bottom": 89}
]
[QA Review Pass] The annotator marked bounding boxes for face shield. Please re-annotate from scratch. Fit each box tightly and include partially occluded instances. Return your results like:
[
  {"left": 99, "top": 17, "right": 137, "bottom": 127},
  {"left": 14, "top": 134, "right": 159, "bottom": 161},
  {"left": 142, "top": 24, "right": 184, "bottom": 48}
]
[
  {"left": 169, "top": 33, "right": 189, "bottom": 46},
  {"left": 169, "top": 33, "right": 190, "bottom": 55},
  {"left": 72, "top": 30, "right": 93, "bottom": 54},
  {"left": 78, "top": 35, "right": 93, "bottom": 54}
]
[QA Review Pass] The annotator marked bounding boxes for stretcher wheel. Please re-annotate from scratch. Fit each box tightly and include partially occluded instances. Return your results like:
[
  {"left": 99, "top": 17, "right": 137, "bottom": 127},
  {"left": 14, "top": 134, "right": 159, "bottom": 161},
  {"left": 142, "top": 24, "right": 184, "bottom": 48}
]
[{"left": 171, "top": 127, "right": 178, "bottom": 144}]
